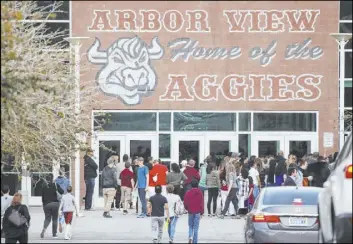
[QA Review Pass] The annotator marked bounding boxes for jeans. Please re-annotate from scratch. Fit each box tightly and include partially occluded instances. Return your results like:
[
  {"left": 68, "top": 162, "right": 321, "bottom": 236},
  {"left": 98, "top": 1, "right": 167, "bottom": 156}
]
[
  {"left": 199, "top": 186, "right": 207, "bottom": 198},
  {"left": 43, "top": 202, "right": 59, "bottom": 235},
  {"left": 5, "top": 234, "right": 28, "bottom": 243},
  {"left": 151, "top": 217, "right": 164, "bottom": 243},
  {"left": 138, "top": 188, "right": 147, "bottom": 215},
  {"left": 188, "top": 213, "right": 201, "bottom": 243},
  {"left": 168, "top": 216, "right": 178, "bottom": 241},
  {"left": 221, "top": 188, "right": 239, "bottom": 215},
  {"left": 207, "top": 188, "right": 218, "bottom": 214},
  {"left": 85, "top": 178, "right": 95, "bottom": 210},
  {"left": 253, "top": 185, "right": 260, "bottom": 199}
]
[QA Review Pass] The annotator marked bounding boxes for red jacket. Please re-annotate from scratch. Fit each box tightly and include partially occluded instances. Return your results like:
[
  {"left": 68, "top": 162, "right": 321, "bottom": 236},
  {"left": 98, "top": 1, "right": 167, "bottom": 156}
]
[
  {"left": 183, "top": 166, "right": 200, "bottom": 186},
  {"left": 184, "top": 188, "right": 204, "bottom": 215}
]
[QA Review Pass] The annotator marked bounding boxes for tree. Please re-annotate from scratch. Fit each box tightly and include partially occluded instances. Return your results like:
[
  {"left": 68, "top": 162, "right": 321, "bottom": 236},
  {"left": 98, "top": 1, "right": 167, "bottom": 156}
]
[{"left": 1, "top": 1, "right": 100, "bottom": 172}]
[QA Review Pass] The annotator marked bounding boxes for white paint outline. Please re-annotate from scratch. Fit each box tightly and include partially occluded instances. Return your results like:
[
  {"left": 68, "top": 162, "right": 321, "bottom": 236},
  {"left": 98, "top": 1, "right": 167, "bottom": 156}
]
[
  {"left": 223, "top": 10, "right": 248, "bottom": 33},
  {"left": 266, "top": 74, "right": 296, "bottom": 101},
  {"left": 163, "top": 10, "right": 185, "bottom": 33},
  {"left": 191, "top": 75, "right": 220, "bottom": 101},
  {"left": 220, "top": 74, "right": 248, "bottom": 101},
  {"left": 285, "top": 9, "right": 320, "bottom": 33},
  {"left": 88, "top": 10, "right": 114, "bottom": 32},
  {"left": 159, "top": 74, "right": 194, "bottom": 101},
  {"left": 248, "top": 74, "right": 267, "bottom": 101},
  {"left": 139, "top": 10, "right": 162, "bottom": 33},
  {"left": 248, "top": 10, "right": 264, "bottom": 33},
  {"left": 262, "top": 10, "right": 286, "bottom": 33},
  {"left": 114, "top": 9, "right": 138, "bottom": 32},
  {"left": 295, "top": 74, "right": 322, "bottom": 102},
  {"left": 186, "top": 10, "right": 211, "bottom": 33}
]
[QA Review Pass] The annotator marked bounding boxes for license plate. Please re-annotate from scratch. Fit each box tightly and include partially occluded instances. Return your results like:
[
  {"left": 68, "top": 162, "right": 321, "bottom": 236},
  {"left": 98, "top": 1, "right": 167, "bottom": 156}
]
[{"left": 288, "top": 217, "right": 308, "bottom": 226}]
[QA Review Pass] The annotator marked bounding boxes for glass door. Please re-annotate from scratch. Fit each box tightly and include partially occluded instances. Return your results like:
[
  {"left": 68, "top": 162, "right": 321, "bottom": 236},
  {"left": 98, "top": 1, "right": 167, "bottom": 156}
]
[
  {"left": 93, "top": 135, "right": 126, "bottom": 208},
  {"left": 174, "top": 135, "right": 205, "bottom": 169},
  {"left": 126, "top": 135, "right": 158, "bottom": 163},
  {"left": 205, "top": 135, "right": 237, "bottom": 167},
  {"left": 285, "top": 135, "right": 318, "bottom": 158},
  {"left": 252, "top": 135, "right": 285, "bottom": 158}
]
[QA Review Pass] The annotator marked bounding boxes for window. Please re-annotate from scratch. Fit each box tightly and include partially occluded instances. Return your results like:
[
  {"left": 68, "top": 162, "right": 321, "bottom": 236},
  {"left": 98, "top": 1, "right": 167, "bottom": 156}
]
[
  {"left": 35, "top": 1, "right": 70, "bottom": 20},
  {"left": 239, "top": 134, "right": 251, "bottom": 158},
  {"left": 173, "top": 113, "right": 235, "bottom": 131},
  {"left": 340, "top": 0, "right": 352, "bottom": 20},
  {"left": 344, "top": 109, "right": 352, "bottom": 131},
  {"left": 345, "top": 51, "right": 352, "bottom": 79},
  {"left": 159, "top": 134, "right": 171, "bottom": 158},
  {"left": 239, "top": 113, "right": 251, "bottom": 131},
  {"left": 159, "top": 112, "right": 171, "bottom": 131},
  {"left": 93, "top": 112, "right": 157, "bottom": 131},
  {"left": 262, "top": 188, "right": 321, "bottom": 205},
  {"left": 253, "top": 113, "right": 317, "bottom": 132},
  {"left": 344, "top": 86, "right": 352, "bottom": 107}
]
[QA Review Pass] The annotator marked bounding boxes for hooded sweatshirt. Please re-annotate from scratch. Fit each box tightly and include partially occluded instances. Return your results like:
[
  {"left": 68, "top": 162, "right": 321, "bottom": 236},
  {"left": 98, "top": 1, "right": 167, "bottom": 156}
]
[
  {"left": 184, "top": 188, "right": 204, "bottom": 215},
  {"left": 183, "top": 166, "right": 200, "bottom": 186}
]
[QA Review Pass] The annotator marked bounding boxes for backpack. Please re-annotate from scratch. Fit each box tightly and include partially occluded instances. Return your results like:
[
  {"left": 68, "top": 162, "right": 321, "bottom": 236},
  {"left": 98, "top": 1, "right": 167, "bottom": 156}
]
[{"left": 174, "top": 198, "right": 184, "bottom": 216}]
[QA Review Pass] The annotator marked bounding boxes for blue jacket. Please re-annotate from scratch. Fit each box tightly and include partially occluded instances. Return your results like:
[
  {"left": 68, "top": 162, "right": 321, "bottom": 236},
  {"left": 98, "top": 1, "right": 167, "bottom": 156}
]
[{"left": 55, "top": 176, "right": 71, "bottom": 194}]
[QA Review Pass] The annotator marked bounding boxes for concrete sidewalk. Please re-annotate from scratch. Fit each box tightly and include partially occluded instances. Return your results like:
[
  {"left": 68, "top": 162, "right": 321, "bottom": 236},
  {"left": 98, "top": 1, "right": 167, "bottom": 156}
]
[{"left": 24, "top": 207, "right": 245, "bottom": 243}]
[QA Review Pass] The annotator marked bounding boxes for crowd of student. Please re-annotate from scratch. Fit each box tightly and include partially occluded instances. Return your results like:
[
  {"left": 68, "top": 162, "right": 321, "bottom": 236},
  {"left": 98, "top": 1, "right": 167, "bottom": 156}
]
[{"left": 0, "top": 148, "right": 335, "bottom": 243}]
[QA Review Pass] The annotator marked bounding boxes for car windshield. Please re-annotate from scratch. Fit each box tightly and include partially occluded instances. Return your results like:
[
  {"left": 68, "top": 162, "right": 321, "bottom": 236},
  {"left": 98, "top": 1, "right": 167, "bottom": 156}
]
[{"left": 262, "top": 189, "right": 320, "bottom": 205}]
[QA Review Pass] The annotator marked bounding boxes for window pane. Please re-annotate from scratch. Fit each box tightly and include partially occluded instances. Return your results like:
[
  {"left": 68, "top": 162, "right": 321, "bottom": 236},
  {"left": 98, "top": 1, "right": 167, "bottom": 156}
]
[
  {"left": 345, "top": 52, "right": 352, "bottom": 79},
  {"left": 258, "top": 141, "right": 280, "bottom": 157},
  {"left": 263, "top": 188, "right": 321, "bottom": 205},
  {"left": 345, "top": 87, "right": 352, "bottom": 107},
  {"left": 31, "top": 172, "right": 52, "bottom": 196},
  {"left": 159, "top": 134, "right": 171, "bottom": 158},
  {"left": 99, "top": 141, "right": 121, "bottom": 171},
  {"left": 340, "top": 23, "right": 352, "bottom": 33},
  {"left": 32, "top": 22, "right": 70, "bottom": 48},
  {"left": 209, "top": 141, "right": 230, "bottom": 167},
  {"left": 1, "top": 172, "right": 21, "bottom": 195},
  {"left": 239, "top": 134, "right": 251, "bottom": 158},
  {"left": 94, "top": 112, "right": 156, "bottom": 131},
  {"left": 253, "top": 113, "right": 316, "bottom": 131},
  {"left": 159, "top": 112, "right": 171, "bottom": 131},
  {"left": 344, "top": 110, "right": 352, "bottom": 131},
  {"left": 174, "top": 113, "right": 235, "bottom": 131},
  {"left": 179, "top": 141, "right": 200, "bottom": 169},
  {"left": 340, "top": 0, "right": 352, "bottom": 20},
  {"left": 130, "top": 140, "right": 151, "bottom": 163},
  {"left": 289, "top": 141, "right": 311, "bottom": 158},
  {"left": 36, "top": 1, "right": 70, "bottom": 20},
  {"left": 239, "top": 113, "right": 251, "bottom": 131}
]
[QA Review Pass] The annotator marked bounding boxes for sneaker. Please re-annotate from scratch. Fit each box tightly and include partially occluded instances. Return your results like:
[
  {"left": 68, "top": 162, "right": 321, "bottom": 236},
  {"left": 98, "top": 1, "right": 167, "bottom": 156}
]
[
  {"left": 40, "top": 230, "right": 45, "bottom": 239},
  {"left": 218, "top": 214, "right": 225, "bottom": 219},
  {"left": 208, "top": 214, "right": 212, "bottom": 217},
  {"left": 123, "top": 210, "right": 128, "bottom": 215},
  {"left": 212, "top": 214, "right": 216, "bottom": 217},
  {"left": 104, "top": 213, "right": 113, "bottom": 218},
  {"left": 116, "top": 208, "right": 121, "bottom": 211},
  {"left": 137, "top": 214, "right": 146, "bottom": 218},
  {"left": 53, "top": 234, "right": 58, "bottom": 238}
]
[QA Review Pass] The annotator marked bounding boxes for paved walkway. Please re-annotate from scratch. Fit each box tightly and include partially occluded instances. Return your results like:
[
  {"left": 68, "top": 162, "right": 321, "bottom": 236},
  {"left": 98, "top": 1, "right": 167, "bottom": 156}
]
[{"left": 24, "top": 207, "right": 245, "bottom": 243}]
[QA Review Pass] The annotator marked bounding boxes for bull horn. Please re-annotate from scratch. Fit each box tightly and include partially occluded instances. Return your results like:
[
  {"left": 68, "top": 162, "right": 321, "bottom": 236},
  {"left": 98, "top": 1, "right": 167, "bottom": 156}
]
[
  {"left": 148, "top": 37, "right": 164, "bottom": 60},
  {"left": 87, "top": 38, "right": 107, "bottom": 64}
]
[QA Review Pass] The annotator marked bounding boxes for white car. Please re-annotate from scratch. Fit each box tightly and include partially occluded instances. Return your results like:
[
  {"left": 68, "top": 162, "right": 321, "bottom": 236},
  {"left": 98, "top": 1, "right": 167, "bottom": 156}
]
[{"left": 318, "top": 132, "right": 352, "bottom": 243}]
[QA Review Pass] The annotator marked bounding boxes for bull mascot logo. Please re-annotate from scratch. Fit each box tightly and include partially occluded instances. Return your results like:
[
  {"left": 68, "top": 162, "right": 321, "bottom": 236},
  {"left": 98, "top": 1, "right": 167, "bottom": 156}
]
[{"left": 87, "top": 36, "right": 164, "bottom": 105}]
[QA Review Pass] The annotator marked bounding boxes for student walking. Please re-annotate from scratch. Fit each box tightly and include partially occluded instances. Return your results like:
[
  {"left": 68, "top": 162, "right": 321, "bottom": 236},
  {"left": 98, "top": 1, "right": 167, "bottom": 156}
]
[
  {"left": 120, "top": 161, "right": 135, "bottom": 215},
  {"left": 205, "top": 163, "right": 220, "bottom": 217},
  {"left": 41, "top": 173, "right": 64, "bottom": 238},
  {"left": 166, "top": 184, "right": 183, "bottom": 243},
  {"left": 102, "top": 156, "right": 119, "bottom": 218},
  {"left": 2, "top": 193, "right": 31, "bottom": 244},
  {"left": 136, "top": 157, "right": 149, "bottom": 218},
  {"left": 58, "top": 186, "right": 79, "bottom": 240},
  {"left": 147, "top": 185, "right": 169, "bottom": 244},
  {"left": 184, "top": 179, "right": 204, "bottom": 244}
]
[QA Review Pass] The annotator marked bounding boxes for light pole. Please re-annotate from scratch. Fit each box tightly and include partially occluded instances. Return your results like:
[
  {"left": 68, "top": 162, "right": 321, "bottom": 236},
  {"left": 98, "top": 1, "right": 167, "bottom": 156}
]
[
  {"left": 64, "top": 37, "right": 89, "bottom": 213},
  {"left": 330, "top": 33, "right": 352, "bottom": 151}
]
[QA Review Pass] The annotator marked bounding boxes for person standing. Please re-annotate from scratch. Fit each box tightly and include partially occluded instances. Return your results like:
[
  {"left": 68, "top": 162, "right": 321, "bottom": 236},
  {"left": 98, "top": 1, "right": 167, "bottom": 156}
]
[
  {"left": 149, "top": 159, "right": 169, "bottom": 198},
  {"left": 274, "top": 151, "right": 287, "bottom": 186},
  {"left": 55, "top": 169, "right": 71, "bottom": 194},
  {"left": 219, "top": 164, "right": 240, "bottom": 219},
  {"left": 136, "top": 157, "right": 149, "bottom": 218},
  {"left": 165, "top": 184, "right": 183, "bottom": 243},
  {"left": 284, "top": 167, "right": 298, "bottom": 186},
  {"left": 58, "top": 186, "right": 79, "bottom": 240},
  {"left": 111, "top": 153, "right": 123, "bottom": 211},
  {"left": 167, "top": 163, "right": 187, "bottom": 198},
  {"left": 183, "top": 160, "right": 200, "bottom": 192},
  {"left": 184, "top": 179, "right": 204, "bottom": 244},
  {"left": 120, "top": 161, "right": 135, "bottom": 215},
  {"left": 147, "top": 185, "right": 169, "bottom": 244},
  {"left": 248, "top": 161, "right": 261, "bottom": 200},
  {"left": 40, "top": 174, "right": 64, "bottom": 238},
  {"left": 84, "top": 148, "right": 98, "bottom": 211},
  {"left": 237, "top": 168, "right": 249, "bottom": 214},
  {"left": 2, "top": 193, "right": 31, "bottom": 243},
  {"left": 205, "top": 163, "right": 220, "bottom": 217},
  {"left": 101, "top": 156, "right": 119, "bottom": 218},
  {"left": 198, "top": 158, "right": 208, "bottom": 198},
  {"left": 1, "top": 185, "right": 13, "bottom": 236}
]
